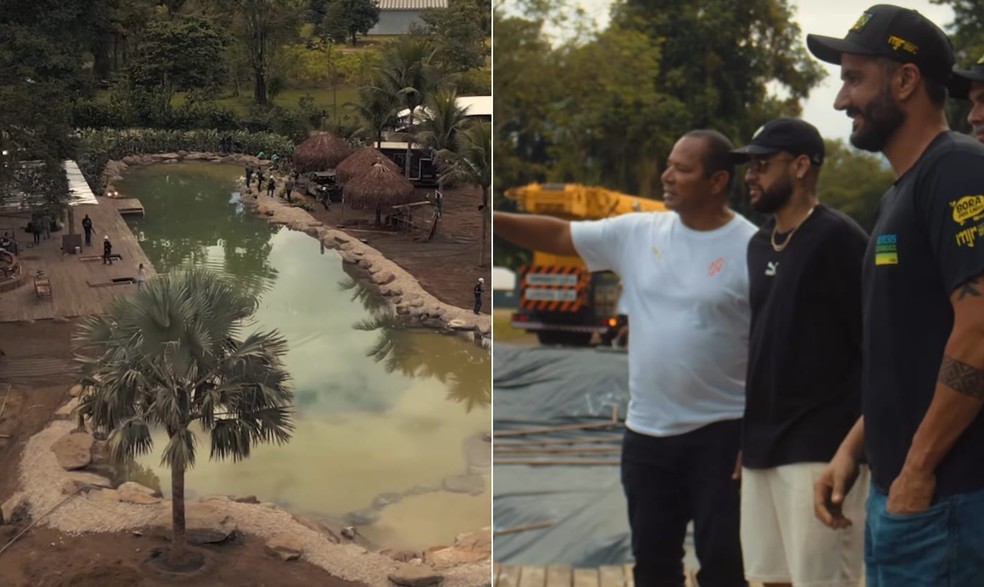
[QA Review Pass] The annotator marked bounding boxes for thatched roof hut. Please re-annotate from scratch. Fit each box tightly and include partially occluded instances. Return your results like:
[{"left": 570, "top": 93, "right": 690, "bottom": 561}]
[
  {"left": 336, "top": 147, "right": 400, "bottom": 185},
  {"left": 343, "top": 162, "right": 415, "bottom": 212},
  {"left": 292, "top": 132, "right": 354, "bottom": 173}
]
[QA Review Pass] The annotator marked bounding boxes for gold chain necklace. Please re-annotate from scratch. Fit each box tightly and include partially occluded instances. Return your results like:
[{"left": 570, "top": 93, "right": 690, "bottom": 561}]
[{"left": 771, "top": 207, "right": 815, "bottom": 252}]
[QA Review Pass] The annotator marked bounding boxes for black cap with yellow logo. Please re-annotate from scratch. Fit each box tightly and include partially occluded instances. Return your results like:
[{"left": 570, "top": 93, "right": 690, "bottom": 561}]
[
  {"left": 806, "top": 4, "right": 954, "bottom": 84},
  {"left": 950, "top": 54, "right": 984, "bottom": 100}
]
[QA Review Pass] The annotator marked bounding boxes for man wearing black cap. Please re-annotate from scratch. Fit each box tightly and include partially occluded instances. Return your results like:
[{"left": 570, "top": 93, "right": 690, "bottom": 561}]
[
  {"left": 731, "top": 118, "right": 868, "bottom": 587},
  {"left": 950, "top": 54, "right": 984, "bottom": 144},
  {"left": 807, "top": 5, "right": 984, "bottom": 586}
]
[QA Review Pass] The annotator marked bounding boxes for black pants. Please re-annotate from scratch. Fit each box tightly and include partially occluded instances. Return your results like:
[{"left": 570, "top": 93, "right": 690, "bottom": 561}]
[
  {"left": 621, "top": 420, "right": 745, "bottom": 587},
  {"left": 84, "top": 230, "right": 92, "bottom": 246},
  {"left": 473, "top": 295, "right": 481, "bottom": 314}
]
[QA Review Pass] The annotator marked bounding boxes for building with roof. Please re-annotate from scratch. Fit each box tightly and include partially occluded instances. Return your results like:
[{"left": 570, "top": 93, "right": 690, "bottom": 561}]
[{"left": 368, "top": 0, "right": 448, "bottom": 35}]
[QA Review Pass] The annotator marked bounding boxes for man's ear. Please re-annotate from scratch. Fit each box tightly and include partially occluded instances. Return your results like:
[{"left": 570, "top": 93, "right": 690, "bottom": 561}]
[{"left": 896, "top": 63, "right": 921, "bottom": 102}]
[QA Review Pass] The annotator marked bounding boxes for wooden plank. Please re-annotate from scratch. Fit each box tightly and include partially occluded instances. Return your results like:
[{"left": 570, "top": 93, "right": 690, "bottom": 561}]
[
  {"left": 496, "top": 565, "right": 522, "bottom": 587},
  {"left": 519, "top": 565, "right": 547, "bottom": 587},
  {"left": 598, "top": 566, "right": 624, "bottom": 587},
  {"left": 573, "top": 568, "right": 600, "bottom": 587},
  {"left": 545, "top": 565, "right": 573, "bottom": 587},
  {"left": 622, "top": 564, "right": 634, "bottom": 587}
]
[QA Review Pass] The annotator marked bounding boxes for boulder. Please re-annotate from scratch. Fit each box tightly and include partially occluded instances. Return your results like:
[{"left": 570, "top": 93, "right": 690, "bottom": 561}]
[
  {"left": 153, "top": 502, "right": 237, "bottom": 544},
  {"left": 68, "top": 384, "right": 83, "bottom": 398},
  {"left": 424, "top": 546, "right": 488, "bottom": 569},
  {"left": 118, "top": 481, "right": 161, "bottom": 505},
  {"left": 61, "top": 471, "right": 112, "bottom": 495},
  {"left": 453, "top": 529, "right": 491, "bottom": 554},
  {"left": 388, "top": 566, "right": 444, "bottom": 586},
  {"left": 90, "top": 440, "right": 109, "bottom": 464},
  {"left": 1, "top": 492, "right": 29, "bottom": 525},
  {"left": 265, "top": 533, "right": 305, "bottom": 561},
  {"left": 51, "top": 432, "right": 94, "bottom": 470},
  {"left": 53, "top": 397, "right": 80, "bottom": 420}
]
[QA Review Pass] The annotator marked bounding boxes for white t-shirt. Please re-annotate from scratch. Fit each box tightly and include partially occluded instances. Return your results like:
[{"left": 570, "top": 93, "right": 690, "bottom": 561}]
[{"left": 571, "top": 211, "right": 757, "bottom": 437}]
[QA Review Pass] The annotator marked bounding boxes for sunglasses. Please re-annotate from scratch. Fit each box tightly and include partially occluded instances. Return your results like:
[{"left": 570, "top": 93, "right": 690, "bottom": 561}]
[{"left": 746, "top": 156, "right": 796, "bottom": 174}]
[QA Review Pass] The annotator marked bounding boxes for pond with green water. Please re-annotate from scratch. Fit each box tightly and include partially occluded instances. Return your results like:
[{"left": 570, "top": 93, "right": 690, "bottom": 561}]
[{"left": 114, "top": 163, "right": 490, "bottom": 550}]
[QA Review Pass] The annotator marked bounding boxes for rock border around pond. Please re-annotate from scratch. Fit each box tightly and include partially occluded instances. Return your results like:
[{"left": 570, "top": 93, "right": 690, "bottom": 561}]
[
  {"left": 7, "top": 408, "right": 492, "bottom": 587},
  {"left": 100, "top": 152, "right": 491, "bottom": 346}
]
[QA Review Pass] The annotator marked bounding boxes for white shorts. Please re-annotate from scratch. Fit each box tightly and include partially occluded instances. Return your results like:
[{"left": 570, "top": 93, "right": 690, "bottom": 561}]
[{"left": 740, "top": 463, "right": 868, "bottom": 587}]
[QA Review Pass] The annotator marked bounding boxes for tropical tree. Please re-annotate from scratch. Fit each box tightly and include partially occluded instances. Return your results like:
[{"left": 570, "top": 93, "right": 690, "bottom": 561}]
[
  {"left": 323, "top": 0, "right": 380, "bottom": 46},
  {"left": 347, "top": 85, "right": 400, "bottom": 147},
  {"left": 377, "top": 37, "right": 440, "bottom": 178},
  {"left": 415, "top": 89, "right": 470, "bottom": 239},
  {"left": 442, "top": 122, "right": 491, "bottom": 266},
  {"left": 218, "top": 0, "right": 305, "bottom": 104},
  {"left": 125, "top": 17, "right": 228, "bottom": 120},
  {"left": 73, "top": 268, "right": 294, "bottom": 568}
]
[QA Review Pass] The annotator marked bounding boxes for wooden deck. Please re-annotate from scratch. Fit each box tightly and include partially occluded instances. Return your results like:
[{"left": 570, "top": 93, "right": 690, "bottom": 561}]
[
  {"left": 113, "top": 198, "right": 145, "bottom": 217},
  {"left": 494, "top": 564, "right": 637, "bottom": 587},
  {"left": 494, "top": 565, "right": 773, "bottom": 587},
  {"left": 0, "top": 198, "right": 156, "bottom": 322}
]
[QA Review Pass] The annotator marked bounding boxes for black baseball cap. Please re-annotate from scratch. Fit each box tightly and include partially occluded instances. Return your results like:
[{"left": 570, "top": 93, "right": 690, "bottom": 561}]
[
  {"left": 950, "top": 54, "right": 984, "bottom": 99},
  {"left": 730, "top": 118, "right": 825, "bottom": 166},
  {"left": 806, "top": 4, "right": 954, "bottom": 84}
]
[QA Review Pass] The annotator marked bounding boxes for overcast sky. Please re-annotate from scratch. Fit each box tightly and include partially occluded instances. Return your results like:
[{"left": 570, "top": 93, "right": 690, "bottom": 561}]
[{"left": 509, "top": 0, "right": 956, "bottom": 143}]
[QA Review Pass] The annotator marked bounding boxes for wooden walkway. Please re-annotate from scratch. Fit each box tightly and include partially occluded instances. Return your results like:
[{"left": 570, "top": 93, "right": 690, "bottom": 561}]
[
  {"left": 494, "top": 565, "right": 774, "bottom": 587},
  {"left": 494, "top": 564, "right": 637, "bottom": 587},
  {"left": 0, "top": 197, "right": 156, "bottom": 322}
]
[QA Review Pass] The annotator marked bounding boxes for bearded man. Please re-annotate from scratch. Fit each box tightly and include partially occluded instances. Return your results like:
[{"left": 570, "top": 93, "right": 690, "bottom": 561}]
[
  {"left": 730, "top": 118, "right": 868, "bottom": 587},
  {"left": 808, "top": 5, "right": 984, "bottom": 586}
]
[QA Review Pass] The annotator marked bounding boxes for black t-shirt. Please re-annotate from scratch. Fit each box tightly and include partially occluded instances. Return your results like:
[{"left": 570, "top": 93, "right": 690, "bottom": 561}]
[
  {"left": 864, "top": 131, "right": 984, "bottom": 496},
  {"left": 743, "top": 205, "right": 867, "bottom": 468}
]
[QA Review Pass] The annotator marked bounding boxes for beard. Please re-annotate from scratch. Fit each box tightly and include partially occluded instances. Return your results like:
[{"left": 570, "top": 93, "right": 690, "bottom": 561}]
[
  {"left": 751, "top": 174, "right": 794, "bottom": 214},
  {"left": 848, "top": 88, "right": 905, "bottom": 152}
]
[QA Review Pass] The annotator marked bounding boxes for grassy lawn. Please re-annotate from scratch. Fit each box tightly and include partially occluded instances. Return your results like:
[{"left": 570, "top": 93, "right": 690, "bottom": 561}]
[{"left": 92, "top": 85, "right": 361, "bottom": 118}]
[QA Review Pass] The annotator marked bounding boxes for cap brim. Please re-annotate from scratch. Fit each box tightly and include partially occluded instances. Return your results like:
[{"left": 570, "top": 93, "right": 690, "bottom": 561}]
[
  {"left": 949, "top": 68, "right": 984, "bottom": 100},
  {"left": 729, "top": 144, "right": 778, "bottom": 163},
  {"left": 806, "top": 34, "right": 878, "bottom": 65}
]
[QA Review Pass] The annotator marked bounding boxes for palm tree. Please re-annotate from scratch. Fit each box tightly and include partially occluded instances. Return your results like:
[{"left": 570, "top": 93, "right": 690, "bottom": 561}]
[
  {"left": 72, "top": 268, "right": 294, "bottom": 569},
  {"left": 415, "top": 89, "right": 469, "bottom": 240},
  {"left": 377, "top": 38, "right": 439, "bottom": 179},
  {"left": 346, "top": 85, "right": 399, "bottom": 148},
  {"left": 441, "top": 122, "right": 491, "bottom": 267}
]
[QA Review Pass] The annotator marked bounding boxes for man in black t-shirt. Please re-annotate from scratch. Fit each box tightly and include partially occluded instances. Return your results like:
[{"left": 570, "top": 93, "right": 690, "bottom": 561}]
[
  {"left": 808, "top": 5, "right": 984, "bottom": 585},
  {"left": 949, "top": 53, "right": 984, "bottom": 144},
  {"left": 730, "top": 118, "right": 868, "bottom": 587}
]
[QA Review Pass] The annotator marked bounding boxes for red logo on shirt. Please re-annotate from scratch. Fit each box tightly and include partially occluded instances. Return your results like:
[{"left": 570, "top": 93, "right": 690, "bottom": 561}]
[{"left": 708, "top": 257, "right": 725, "bottom": 276}]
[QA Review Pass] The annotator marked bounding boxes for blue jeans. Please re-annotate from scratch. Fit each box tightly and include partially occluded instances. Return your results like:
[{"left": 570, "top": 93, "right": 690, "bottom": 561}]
[
  {"left": 865, "top": 483, "right": 984, "bottom": 587},
  {"left": 621, "top": 421, "right": 745, "bottom": 587}
]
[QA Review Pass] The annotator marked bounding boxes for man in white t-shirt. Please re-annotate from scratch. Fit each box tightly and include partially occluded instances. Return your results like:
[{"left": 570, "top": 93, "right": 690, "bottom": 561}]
[{"left": 495, "top": 130, "right": 757, "bottom": 587}]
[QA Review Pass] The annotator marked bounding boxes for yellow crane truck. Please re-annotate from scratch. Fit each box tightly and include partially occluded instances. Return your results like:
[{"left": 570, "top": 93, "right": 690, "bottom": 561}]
[{"left": 503, "top": 183, "right": 667, "bottom": 346}]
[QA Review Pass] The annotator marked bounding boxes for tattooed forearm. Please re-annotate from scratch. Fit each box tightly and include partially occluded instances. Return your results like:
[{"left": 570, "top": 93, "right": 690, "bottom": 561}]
[
  {"left": 958, "top": 277, "right": 982, "bottom": 300},
  {"left": 939, "top": 356, "right": 984, "bottom": 399}
]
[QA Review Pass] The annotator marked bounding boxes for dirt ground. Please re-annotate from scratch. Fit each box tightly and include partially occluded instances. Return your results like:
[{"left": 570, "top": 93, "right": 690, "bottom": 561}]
[
  {"left": 0, "top": 526, "right": 364, "bottom": 587},
  {"left": 294, "top": 184, "right": 492, "bottom": 312}
]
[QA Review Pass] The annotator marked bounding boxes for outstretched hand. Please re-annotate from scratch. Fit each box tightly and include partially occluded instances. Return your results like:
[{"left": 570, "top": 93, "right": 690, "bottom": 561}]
[{"left": 814, "top": 450, "right": 860, "bottom": 529}]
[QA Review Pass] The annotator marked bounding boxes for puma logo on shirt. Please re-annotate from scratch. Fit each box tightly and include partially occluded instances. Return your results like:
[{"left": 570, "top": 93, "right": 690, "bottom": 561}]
[{"left": 765, "top": 261, "right": 778, "bottom": 276}]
